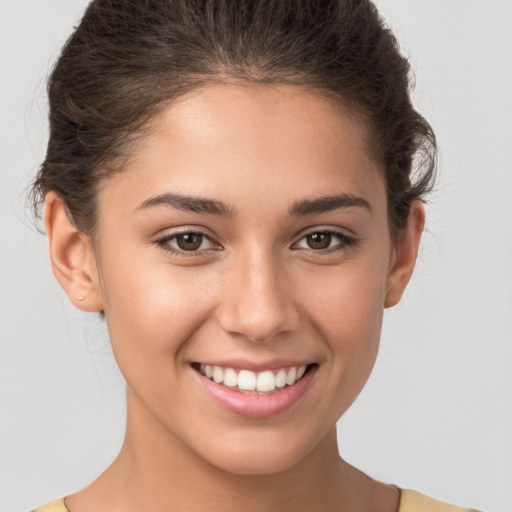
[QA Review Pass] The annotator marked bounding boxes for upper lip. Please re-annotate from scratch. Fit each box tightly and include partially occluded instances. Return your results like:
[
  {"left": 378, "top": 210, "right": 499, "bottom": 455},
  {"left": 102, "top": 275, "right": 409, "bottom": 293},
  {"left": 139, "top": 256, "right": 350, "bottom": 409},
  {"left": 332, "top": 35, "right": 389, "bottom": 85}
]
[{"left": 192, "top": 359, "right": 316, "bottom": 372}]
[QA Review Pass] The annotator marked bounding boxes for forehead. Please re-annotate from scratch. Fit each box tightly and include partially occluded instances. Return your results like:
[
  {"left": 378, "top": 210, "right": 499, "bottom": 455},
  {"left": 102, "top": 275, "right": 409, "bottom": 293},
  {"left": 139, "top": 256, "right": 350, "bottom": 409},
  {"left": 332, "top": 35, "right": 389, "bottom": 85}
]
[
  {"left": 99, "top": 83, "right": 386, "bottom": 218},
  {"left": 155, "top": 83, "right": 376, "bottom": 171}
]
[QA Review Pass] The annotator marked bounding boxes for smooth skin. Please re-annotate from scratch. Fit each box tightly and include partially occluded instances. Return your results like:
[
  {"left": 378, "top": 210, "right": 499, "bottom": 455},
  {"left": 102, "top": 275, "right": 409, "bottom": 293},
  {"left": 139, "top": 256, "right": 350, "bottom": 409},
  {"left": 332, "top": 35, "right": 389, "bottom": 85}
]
[{"left": 45, "top": 84, "right": 424, "bottom": 512}]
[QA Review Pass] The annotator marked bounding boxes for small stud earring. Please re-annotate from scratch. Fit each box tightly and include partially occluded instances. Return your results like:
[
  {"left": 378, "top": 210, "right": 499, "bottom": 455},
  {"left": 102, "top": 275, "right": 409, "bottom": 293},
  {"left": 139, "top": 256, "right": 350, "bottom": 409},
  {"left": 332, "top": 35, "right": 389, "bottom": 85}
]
[{"left": 77, "top": 296, "right": 85, "bottom": 301}]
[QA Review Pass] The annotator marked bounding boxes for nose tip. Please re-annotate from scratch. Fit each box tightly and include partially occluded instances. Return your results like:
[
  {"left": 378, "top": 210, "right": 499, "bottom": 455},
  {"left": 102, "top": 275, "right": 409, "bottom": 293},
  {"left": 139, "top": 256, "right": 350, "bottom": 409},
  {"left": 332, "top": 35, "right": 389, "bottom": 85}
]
[
  {"left": 229, "top": 300, "right": 299, "bottom": 343},
  {"left": 216, "top": 258, "right": 300, "bottom": 343}
]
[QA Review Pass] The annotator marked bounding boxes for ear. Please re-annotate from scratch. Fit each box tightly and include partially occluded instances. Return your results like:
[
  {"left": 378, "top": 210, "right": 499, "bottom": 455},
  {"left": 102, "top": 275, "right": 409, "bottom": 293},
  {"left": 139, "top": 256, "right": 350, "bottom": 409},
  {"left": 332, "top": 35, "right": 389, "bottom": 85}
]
[
  {"left": 44, "top": 191, "right": 103, "bottom": 312},
  {"left": 385, "top": 200, "right": 425, "bottom": 308}
]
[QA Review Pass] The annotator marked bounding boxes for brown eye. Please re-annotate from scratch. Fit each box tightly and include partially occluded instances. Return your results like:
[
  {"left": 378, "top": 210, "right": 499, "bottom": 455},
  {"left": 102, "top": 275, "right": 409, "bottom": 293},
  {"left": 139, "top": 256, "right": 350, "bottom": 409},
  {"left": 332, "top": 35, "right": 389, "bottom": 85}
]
[
  {"left": 294, "top": 229, "right": 355, "bottom": 253},
  {"left": 156, "top": 230, "right": 217, "bottom": 256},
  {"left": 306, "top": 232, "right": 332, "bottom": 250},
  {"left": 176, "top": 233, "right": 203, "bottom": 251}
]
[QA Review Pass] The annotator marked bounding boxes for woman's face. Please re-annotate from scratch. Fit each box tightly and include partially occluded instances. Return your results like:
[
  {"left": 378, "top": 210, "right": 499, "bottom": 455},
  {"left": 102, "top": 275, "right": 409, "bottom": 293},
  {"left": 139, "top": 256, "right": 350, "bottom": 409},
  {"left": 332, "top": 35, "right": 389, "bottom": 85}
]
[{"left": 87, "top": 84, "right": 411, "bottom": 474}]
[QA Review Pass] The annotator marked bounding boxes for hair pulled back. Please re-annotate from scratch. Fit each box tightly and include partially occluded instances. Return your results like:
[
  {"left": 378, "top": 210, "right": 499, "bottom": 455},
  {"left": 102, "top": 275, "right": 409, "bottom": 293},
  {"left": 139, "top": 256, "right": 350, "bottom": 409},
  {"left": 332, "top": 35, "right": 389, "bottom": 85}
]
[{"left": 32, "top": 0, "right": 436, "bottom": 236}]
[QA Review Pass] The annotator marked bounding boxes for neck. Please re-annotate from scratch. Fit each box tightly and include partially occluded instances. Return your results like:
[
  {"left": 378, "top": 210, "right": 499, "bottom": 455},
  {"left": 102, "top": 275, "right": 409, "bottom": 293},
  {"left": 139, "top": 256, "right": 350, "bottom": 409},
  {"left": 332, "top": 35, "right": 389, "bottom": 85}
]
[{"left": 66, "top": 388, "right": 397, "bottom": 512}]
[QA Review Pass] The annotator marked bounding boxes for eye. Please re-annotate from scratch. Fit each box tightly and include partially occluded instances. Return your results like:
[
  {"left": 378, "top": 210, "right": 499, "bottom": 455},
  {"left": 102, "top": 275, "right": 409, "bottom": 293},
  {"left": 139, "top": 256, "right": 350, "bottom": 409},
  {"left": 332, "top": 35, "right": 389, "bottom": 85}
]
[
  {"left": 155, "top": 231, "right": 217, "bottom": 255},
  {"left": 174, "top": 233, "right": 206, "bottom": 251},
  {"left": 294, "top": 229, "right": 355, "bottom": 252}
]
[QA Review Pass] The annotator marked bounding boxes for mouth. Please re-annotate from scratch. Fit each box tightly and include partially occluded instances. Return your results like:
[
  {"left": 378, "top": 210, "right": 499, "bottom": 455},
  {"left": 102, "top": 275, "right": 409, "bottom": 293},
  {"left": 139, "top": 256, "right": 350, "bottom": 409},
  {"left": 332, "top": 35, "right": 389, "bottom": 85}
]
[
  {"left": 191, "top": 361, "right": 318, "bottom": 418},
  {"left": 191, "top": 362, "right": 317, "bottom": 395}
]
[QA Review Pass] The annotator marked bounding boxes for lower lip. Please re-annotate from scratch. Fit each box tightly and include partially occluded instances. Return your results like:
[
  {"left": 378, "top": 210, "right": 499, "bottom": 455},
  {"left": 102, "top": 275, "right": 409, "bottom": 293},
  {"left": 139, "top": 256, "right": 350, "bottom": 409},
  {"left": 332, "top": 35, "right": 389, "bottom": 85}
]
[{"left": 194, "top": 366, "right": 317, "bottom": 419}]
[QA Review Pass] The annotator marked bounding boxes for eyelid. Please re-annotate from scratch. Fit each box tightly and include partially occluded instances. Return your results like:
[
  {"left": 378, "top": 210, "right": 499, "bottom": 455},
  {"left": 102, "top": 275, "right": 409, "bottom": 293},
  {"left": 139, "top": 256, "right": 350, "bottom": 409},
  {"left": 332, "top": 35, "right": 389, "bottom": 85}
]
[
  {"left": 291, "top": 227, "right": 358, "bottom": 252},
  {"left": 154, "top": 227, "right": 222, "bottom": 256},
  {"left": 153, "top": 225, "right": 357, "bottom": 257}
]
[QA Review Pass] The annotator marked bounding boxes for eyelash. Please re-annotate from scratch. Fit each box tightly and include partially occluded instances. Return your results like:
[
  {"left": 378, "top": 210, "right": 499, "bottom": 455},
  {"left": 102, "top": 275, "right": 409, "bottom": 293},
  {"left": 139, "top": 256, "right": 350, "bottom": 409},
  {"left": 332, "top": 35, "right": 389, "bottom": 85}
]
[
  {"left": 155, "top": 230, "right": 218, "bottom": 257},
  {"left": 154, "top": 228, "right": 357, "bottom": 257},
  {"left": 292, "top": 229, "right": 357, "bottom": 254}
]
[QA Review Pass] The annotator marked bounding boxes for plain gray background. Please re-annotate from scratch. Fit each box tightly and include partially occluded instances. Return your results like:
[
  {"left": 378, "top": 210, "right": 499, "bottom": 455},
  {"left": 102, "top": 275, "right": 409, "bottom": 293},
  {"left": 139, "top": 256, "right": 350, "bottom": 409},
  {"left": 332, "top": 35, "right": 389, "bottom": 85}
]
[{"left": 1, "top": 1, "right": 511, "bottom": 511}]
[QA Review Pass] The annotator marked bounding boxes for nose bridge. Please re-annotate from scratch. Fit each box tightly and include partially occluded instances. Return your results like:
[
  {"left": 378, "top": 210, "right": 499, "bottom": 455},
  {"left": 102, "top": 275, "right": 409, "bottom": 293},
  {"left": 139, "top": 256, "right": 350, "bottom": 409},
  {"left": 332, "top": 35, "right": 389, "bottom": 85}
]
[{"left": 217, "top": 243, "right": 299, "bottom": 342}]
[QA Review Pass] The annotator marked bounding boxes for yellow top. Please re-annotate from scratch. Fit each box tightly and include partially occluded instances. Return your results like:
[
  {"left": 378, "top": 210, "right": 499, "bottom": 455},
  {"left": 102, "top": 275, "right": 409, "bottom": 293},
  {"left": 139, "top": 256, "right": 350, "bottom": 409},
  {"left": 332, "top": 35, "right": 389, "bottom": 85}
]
[
  {"left": 32, "top": 499, "right": 67, "bottom": 512},
  {"left": 398, "top": 490, "right": 481, "bottom": 511},
  {"left": 32, "top": 489, "right": 481, "bottom": 512}
]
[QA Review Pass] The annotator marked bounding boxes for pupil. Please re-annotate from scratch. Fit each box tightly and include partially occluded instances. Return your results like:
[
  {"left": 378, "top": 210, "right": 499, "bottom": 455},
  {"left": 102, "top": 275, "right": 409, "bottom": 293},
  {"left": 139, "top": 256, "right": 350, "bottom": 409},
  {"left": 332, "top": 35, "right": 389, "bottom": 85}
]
[
  {"left": 177, "top": 233, "right": 202, "bottom": 251},
  {"left": 307, "top": 232, "right": 331, "bottom": 249}
]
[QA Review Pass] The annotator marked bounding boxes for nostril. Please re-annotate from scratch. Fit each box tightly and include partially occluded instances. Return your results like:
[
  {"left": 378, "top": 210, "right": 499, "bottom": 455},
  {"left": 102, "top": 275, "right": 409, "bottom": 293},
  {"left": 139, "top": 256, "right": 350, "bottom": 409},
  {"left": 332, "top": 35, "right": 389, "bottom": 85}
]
[{"left": 214, "top": 265, "right": 300, "bottom": 342}]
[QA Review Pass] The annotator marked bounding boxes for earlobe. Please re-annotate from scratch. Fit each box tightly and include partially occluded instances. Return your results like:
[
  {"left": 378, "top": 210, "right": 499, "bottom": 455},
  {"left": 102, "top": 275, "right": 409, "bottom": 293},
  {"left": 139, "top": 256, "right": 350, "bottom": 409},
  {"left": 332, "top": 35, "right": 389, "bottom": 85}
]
[
  {"left": 385, "top": 201, "right": 425, "bottom": 308},
  {"left": 44, "top": 191, "right": 103, "bottom": 312}
]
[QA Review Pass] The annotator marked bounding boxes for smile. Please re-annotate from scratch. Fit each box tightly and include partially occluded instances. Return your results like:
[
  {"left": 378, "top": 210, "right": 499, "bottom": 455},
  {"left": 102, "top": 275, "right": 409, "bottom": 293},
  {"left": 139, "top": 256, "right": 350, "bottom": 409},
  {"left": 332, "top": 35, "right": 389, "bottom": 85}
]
[
  {"left": 194, "top": 363, "right": 312, "bottom": 394},
  {"left": 192, "top": 362, "right": 318, "bottom": 418}
]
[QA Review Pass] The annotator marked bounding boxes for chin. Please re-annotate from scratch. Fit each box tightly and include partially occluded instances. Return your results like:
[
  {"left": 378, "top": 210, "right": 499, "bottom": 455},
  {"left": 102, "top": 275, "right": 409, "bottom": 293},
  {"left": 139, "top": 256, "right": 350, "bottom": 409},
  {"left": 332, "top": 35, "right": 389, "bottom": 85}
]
[
  {"left": 196, "top": 427, "right": 322, "bottom": 476},
  {"left": 210, "top": 451, "right": 306, "bottom": 476}
]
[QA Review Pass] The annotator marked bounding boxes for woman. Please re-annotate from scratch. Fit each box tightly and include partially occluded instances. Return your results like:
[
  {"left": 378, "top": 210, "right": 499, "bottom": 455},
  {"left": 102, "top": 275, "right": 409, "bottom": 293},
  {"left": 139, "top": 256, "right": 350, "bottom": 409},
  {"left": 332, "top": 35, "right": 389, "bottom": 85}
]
[{"left": 17, "top": 0, "right": 491, "bottom": 510}]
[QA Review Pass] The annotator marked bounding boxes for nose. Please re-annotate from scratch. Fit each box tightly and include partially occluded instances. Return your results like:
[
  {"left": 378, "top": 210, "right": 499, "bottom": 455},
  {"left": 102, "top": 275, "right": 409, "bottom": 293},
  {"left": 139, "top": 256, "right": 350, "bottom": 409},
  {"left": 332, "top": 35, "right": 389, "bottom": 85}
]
[{"left": 216, "top": 248, "right": 300, "bottom": 343}]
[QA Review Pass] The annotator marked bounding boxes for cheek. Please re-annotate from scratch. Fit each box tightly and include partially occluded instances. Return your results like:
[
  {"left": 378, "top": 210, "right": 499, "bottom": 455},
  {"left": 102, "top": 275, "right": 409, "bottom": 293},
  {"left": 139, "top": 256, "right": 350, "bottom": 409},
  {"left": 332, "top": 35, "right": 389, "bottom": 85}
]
[
  {"left": 300, "top": 255, "right": 389, "bottom": 388},
  {"left": 98, "top": 263, "right": 224, "bottom": 414},
  {"left": 304, "top": 256, "right": 388, "bottom": 337},
  {"left": 98, "top": 251, "right": 218, "bottom": 364}
]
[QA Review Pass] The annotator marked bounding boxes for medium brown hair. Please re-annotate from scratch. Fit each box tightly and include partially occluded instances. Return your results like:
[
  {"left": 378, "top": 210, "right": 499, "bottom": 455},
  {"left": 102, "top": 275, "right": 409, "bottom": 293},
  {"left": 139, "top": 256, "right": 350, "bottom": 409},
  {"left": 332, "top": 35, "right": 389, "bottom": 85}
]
[{"left": 32, "top": 0, "right": 436, "bottom": 236}]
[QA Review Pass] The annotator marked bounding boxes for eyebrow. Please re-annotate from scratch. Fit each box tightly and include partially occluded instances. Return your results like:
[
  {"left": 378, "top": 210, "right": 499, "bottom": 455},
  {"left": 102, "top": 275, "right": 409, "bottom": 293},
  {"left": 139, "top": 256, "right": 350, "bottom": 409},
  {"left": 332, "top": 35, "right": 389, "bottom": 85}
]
[
  {"left": 135, "top": 193, "right": 236, "bottom": 217},
  {"left": 288, "top": 194, "right": 372, "bottom": 216},
  {"left": 135, "top": 192, "right": 371, "bottom": 218}
]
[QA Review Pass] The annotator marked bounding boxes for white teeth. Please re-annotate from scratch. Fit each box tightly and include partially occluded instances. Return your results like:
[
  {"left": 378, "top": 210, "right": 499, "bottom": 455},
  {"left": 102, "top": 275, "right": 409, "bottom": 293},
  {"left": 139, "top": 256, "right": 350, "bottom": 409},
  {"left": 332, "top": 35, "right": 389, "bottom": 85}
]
[
  {"left": 223, "top": 368, "right": 238, "bottom": 387},
  {"left": 275, "top": 369, "right": 287, "bottom": 388},
  {"left": 199, "top": 363, "right": 311, "bottom": 392},
  {"left": 285, "top": 367, "right": 297, "bottom": 386},
  {"left": 238, "top": 370, "right": 257, "bottom": 391},
  {"left": 256, "top": 371, "right": 276, "bottom": 392},
  {"left": 212, "top": 366, "right": 224, "bottom": 384}
]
